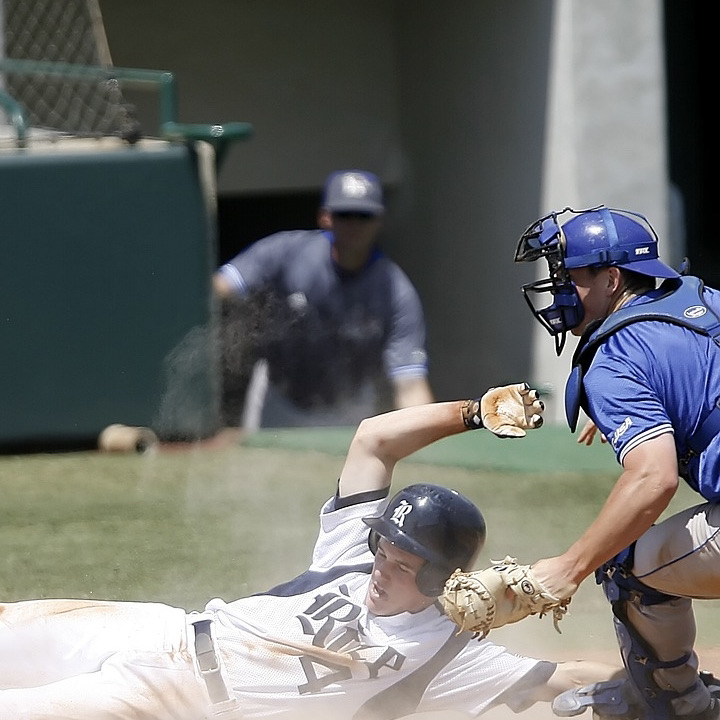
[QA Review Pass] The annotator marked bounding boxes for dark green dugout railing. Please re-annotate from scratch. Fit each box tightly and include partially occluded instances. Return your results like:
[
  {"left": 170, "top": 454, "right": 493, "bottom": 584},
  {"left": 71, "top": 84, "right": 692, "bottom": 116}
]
[
  {"left": 0, "top": 87, "right": 28, "bottom": 145},
  {"left": 0, "top": 59, "right": 253, "bottom": 165}
]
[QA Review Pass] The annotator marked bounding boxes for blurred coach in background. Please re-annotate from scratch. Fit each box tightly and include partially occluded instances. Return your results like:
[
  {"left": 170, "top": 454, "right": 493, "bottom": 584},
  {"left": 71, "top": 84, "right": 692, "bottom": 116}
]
[{"left": 213, "top": 170, "right": 433, "bottom": 430}]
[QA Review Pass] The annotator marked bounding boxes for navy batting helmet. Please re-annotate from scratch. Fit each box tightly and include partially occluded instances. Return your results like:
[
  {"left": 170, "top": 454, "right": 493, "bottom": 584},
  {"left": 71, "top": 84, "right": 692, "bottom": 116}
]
[
  {"left": 362, "top": 483, "right": 486, "bottom": 597},
  {"left": 514, "top": 205, "right": 680, "bottom": 354}
]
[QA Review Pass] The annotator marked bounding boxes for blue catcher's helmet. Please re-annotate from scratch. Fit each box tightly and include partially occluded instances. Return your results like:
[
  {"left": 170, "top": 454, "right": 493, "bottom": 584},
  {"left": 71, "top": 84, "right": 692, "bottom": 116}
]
[
  {"left": 362, "top": 483, "right": 486, "bottom": 597},
  {"left": 514, "top": 206, "right": 680, "bottom": 354}
]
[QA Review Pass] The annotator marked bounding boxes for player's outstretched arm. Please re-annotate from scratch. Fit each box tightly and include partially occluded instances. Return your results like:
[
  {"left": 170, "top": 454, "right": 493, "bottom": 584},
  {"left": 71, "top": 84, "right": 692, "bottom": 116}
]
[
  {"left": 531, "top": 660, "right": 626, "bottom": 703},
  {"left": 339, "top": 401, "right": 463, "bottom": 498},
  {"left": 339, "top": 384, "right": 544, "bottom": 498}
]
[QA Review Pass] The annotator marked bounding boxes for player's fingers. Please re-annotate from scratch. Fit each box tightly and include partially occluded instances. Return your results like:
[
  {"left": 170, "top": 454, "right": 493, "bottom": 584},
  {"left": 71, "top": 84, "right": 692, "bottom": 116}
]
[
  {"left": 529, "top": 413, "right": 543, "bottom": 429},
  {"left": 577, "top": 418, "right": 597, "bottom": 445},
  {"left": 527, "top": 397, "right": 545, "bottom": 412},
  {"left": 519, "top": 384, "right": 543, "bottom": 407},
  {"left": 496, "top": 424, "right": 526, "bottom": 438}
]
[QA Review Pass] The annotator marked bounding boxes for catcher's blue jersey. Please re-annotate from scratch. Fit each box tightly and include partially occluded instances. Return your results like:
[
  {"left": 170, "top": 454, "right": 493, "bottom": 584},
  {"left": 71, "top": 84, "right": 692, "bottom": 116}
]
[{"left": 581, "top": 282, "right": 720, "bottom": 500}]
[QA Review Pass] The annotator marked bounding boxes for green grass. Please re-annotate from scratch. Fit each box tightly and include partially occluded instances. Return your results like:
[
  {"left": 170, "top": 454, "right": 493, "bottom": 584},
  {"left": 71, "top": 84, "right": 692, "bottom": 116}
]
[
  {"left": 1, "top": 445, "right": 335, "bottom": 608},
  {"left": 2, "top": 431, "right": 719, "bottom": 659}
]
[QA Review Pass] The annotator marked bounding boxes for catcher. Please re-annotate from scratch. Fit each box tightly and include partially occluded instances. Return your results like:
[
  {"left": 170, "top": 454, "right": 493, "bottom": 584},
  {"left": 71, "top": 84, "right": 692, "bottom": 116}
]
[
  {"left": 0, "top": 384, "right": 626, "bottom": 719},
  {"left": 510, "top": 206, "right": 720, "bottom": 720}
]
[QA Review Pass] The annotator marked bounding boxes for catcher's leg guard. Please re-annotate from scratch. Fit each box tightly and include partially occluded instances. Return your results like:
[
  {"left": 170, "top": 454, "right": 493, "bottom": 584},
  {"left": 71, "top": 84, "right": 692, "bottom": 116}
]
[
  {"left": 552, "top": 683, "right": 719, "bottom": 719},
  {"left": 701, "top": 672, "right": 720, "bottom": 700},
  {"left": 596, "top": 547, "right": 712, "bottom": 719},
  {"left": 551, "top": 667, "right": 720, "bottom": 719}
]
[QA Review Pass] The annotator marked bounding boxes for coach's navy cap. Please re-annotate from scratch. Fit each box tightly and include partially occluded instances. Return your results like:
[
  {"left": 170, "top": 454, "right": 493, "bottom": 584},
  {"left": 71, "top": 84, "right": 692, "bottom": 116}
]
[{"left": 322, "top": 170, "right": 384, "bottom": 215}]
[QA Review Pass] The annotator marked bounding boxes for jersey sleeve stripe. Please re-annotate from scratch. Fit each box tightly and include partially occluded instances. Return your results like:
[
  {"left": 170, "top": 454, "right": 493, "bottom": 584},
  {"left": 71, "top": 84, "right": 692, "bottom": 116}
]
[
  {"left": 618, "top": 424, "right": 674, "bottom": 464},
  {"left": 388, "top": 364, "right": 429, "bottom": 378},
  {"left": 218, "top": 264, "right": 248, "bottom": 294}
]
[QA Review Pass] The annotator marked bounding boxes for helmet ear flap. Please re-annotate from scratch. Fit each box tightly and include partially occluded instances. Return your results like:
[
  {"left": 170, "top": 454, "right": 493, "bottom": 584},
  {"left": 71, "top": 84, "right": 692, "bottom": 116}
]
[
  {"left": 367, "top": 529, "right": 379, "bottom": 555},
  {"left": 415, "top": 563, "right": 452, "bottom": 597}
]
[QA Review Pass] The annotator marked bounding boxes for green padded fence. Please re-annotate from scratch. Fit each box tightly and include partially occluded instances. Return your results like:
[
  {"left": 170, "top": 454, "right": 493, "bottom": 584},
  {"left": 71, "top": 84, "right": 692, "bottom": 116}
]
[{"left": 0, "top": 61, "right": 253, "bottom": 449}]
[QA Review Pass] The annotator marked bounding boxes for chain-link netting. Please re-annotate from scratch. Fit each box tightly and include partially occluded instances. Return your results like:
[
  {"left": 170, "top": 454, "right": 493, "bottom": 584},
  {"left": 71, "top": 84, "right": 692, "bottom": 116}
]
[{"left": 1, "top": 0, "right": 141, "bottom": 139}]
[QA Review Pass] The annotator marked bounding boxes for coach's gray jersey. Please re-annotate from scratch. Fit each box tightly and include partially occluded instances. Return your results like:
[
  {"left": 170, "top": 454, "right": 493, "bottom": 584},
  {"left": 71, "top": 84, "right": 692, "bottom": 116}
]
[{"left": 217, "top": 230, "right": 429, "bottom": 409}]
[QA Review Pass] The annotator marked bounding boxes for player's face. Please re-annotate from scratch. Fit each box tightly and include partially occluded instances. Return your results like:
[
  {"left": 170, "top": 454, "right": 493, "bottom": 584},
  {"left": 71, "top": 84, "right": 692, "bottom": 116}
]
[
  {"left": 568, "top": 266, "right": 617, "bottom": 335},
  {"left": 329, "top": 211, "right": 382, "bottom": 247},
  {"left": 365, "top": 538, "right": 436, "bottom": 616}
]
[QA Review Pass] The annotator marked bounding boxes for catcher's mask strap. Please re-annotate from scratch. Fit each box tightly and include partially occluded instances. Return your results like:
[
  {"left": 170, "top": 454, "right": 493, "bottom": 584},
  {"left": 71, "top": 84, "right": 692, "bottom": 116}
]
[{"left": 599, "top": 207, "right": 620, "bottom": 250}]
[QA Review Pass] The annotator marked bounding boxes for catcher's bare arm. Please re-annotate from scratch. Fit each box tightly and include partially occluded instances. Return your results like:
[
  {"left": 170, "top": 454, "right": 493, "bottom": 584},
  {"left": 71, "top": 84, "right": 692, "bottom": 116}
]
[{"left": 339, "top": 384, "right": 544, "bottom": 498}]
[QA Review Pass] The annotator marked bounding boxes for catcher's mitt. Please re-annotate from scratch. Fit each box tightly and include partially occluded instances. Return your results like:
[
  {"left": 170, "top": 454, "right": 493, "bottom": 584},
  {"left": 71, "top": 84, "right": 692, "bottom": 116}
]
[{"left": 441, "top": 556, "right": 571, "bottom": 638}]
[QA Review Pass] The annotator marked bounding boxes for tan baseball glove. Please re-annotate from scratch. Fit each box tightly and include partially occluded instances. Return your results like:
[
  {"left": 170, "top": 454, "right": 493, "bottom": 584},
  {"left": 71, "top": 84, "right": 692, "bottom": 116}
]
[{"left": 441, "top": 556, "right": 571, "bottom": 638}]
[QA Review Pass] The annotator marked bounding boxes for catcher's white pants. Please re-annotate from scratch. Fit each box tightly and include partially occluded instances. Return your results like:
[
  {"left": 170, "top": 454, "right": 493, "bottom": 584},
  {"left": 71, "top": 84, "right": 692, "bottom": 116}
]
[
  {"left": 0, "top": 599, "right": 237, "bottom": 720},
  {"left": 621, "top": 501, "right": 720, "bottom": 715}
]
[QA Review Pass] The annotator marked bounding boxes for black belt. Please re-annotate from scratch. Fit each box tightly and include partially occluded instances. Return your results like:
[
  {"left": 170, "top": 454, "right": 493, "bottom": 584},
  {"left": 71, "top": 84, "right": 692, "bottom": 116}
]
[{"left": 192, "top": 618, "right": 231, "bottom": 705}]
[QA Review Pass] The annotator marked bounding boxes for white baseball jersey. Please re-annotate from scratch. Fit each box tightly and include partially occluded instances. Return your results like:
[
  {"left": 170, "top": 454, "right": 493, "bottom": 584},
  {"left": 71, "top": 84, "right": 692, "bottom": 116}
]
[{"left": 205, "top": 492, "right": 554, "bottom": 718}]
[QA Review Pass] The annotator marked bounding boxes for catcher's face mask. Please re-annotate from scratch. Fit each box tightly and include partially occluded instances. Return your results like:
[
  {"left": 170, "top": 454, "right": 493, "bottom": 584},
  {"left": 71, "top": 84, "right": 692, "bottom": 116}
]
[
  {"left": 515, "top": 205, "right": 679, "bottom": 355},
  {"left": 514, "top": 208, "right": 585, "bottom": 356}
]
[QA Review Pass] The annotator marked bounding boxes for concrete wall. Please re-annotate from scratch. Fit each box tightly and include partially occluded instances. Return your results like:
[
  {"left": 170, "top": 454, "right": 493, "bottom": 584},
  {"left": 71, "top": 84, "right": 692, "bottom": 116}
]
[
  {"left": 533, "top": 0, "right": 670, "bottom": 423},
  {"left": 390, "top": 0, "right": 553, "bottom": 399},
  {"left": 102, "top": 0, "right": 404, "bottom": 192}
]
